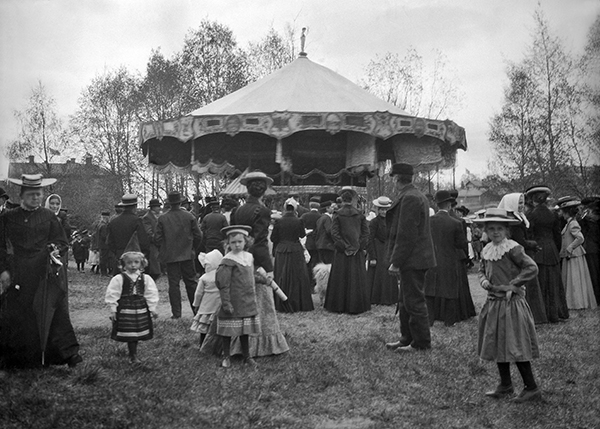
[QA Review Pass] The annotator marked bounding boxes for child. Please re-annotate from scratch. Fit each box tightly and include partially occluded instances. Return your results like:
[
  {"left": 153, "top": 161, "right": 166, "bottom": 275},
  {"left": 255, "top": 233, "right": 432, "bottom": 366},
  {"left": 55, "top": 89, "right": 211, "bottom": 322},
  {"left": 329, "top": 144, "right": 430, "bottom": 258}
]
[
  {"left": 476, "top": 208, "right": 542, "bottom": 403},
  {"left": 105, "top": 251, "right": 159, "bottom": 364},
  {"left": 557, "top": 197, "right": 597, "bottom": 310},
  {"left": 216, "top": 225, "right": 260, "bottom": 368},
  {"left": 191, "top": 249, "right": 224, "bottom": 346},
  {"left": 72, "top": 233, "right": 87, "bottom": 272}
]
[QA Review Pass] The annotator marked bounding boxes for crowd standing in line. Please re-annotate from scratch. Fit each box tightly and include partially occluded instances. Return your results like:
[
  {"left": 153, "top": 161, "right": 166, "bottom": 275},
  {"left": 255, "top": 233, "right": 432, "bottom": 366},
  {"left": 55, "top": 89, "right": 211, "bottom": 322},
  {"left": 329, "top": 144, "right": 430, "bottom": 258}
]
[{"left": 0, "top": 170, "right": 599, "bottom": 406}]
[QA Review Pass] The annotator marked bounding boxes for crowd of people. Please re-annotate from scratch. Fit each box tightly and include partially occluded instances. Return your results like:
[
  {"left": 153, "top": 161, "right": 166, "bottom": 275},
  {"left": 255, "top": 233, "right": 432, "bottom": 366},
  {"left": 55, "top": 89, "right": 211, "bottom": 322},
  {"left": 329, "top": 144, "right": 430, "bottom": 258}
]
[{"left": 0, "top": 169, "right": 598, "bottom": 402}]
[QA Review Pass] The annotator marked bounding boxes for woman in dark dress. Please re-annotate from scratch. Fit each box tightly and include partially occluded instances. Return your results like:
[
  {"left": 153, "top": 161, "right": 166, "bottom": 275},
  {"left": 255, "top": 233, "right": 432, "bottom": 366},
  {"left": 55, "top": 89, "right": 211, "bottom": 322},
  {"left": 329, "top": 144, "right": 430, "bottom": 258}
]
[
  {"left": 580, "top": 199, "right": 600, "bottom": 303},
  {"left": 271, "top": 199, "right": 314, "bottom": 312},
  {"left": 525, "top": 186, "right": 569, "bottom": 323},
  {"left": 324, "top": 187, "right": 370, "bottom": 314},
  {"left": 498, "top": 192, "right": 548, "bottom": 324},
  {"left": 0, "top": 174, "right": 82, "bottom": 368},
  {"left": 367, "top": 196, "right": 398, "bottom": 305}
]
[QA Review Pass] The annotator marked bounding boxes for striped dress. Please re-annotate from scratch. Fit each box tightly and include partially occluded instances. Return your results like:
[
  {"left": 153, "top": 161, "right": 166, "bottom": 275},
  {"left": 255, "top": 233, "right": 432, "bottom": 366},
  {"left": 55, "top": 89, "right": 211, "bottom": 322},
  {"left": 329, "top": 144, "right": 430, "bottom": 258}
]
[{"left": 106, "top": 272, "right": 159, "bottom": 342}]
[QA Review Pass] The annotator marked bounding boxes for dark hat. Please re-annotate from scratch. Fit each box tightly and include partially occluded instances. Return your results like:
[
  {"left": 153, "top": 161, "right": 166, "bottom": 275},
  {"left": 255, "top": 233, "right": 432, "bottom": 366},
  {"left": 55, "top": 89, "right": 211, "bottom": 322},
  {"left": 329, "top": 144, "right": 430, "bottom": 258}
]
[
  {"left": 434, "top": 190, "right": 455, "bottom": 205},
  {"left": 101, "top": 210, "right": 110, "bottom": 216},
  {"left": 8, "top": 173, "right": 56, "bottom": 188},
  {"left": 390, "top": 163, "right": 414, "bottom": 176},
  {"left": 449, "top": 189, "right": 459, "bottom": 199},
  {"left": 525, "top": 185, "right": 551, "bottom": 196},
  {"left": 309, "top": 196, "right": 321, "bottom": 203},
  {"left": 240, "top": 170, "right": 274, "bottom": 186},
  {"left": 320, "top": 200, "right": 333, "bottom": 208},
  {"left": 148, "top": 198, "right": 162, "bottom": 208},
  {"left": 221, "top": 225, "right": 252, "bottom": 236},
  {"left": 0, "top": 187, "right": 8, "bottom": 199},
  {"left": 206, "top": 196, "right": 219, "bottom": 207},
  {"left": 120, "top": 194, "right": 138, "bottom": 206},
  {"left": 557, "top": 196, "right": 581, "bottom": 209},
  {"left": 581, "top": 196, "right": 600, "bottom": 206},
  {"left": 167, "top": 191, "right": 183, "bottom": 205},
  {"left": 473, "top": 208, "right": 520, "bottom": 224},
  {"left": 456, "top": 205, "right": 470, "bottom": 215}
]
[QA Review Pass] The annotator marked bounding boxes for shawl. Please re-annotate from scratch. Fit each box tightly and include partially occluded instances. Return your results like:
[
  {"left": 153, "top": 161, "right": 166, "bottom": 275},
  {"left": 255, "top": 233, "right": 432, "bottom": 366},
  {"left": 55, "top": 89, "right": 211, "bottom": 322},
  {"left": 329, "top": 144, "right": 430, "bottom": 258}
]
[
  {"left": 44, "top": 194, "right": 62, "bottom": 215},
  {"left": 498, "top": 193, "right": 529, "bottom": 228}
]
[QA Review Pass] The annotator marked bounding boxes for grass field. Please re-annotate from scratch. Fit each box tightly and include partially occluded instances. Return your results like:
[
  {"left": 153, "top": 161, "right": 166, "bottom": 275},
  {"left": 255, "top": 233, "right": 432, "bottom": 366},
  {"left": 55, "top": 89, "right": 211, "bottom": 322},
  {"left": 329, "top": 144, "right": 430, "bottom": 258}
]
[{"left": 1, "top": 263, "right": 599, "bottom": 429}]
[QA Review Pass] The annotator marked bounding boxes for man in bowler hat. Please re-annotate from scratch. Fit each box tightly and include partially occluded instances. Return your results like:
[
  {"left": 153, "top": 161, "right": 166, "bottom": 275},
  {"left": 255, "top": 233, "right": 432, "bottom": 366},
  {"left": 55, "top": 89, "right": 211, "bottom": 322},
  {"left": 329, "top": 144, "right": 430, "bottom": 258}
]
[
  {"left": 155, "top": 191, "right": 203, "bottom": 318},
  {"left": 385, "top": 163, "right": 436, "bottom": 351}
]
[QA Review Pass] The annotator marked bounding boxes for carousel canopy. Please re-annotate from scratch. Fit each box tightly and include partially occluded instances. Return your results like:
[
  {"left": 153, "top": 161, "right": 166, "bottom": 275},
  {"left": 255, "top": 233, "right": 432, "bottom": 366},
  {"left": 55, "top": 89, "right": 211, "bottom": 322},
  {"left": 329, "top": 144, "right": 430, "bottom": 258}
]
[{"left": 140, "top": 53, "right": 467, "bottom": 187}]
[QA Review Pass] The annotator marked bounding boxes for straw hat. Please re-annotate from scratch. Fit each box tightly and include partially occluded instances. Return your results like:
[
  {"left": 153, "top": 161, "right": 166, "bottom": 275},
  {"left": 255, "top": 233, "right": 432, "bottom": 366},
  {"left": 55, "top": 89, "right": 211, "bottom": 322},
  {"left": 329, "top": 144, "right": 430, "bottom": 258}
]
[
  {"left": 557, "top": 196, "right": 581, "bottom": 209},
  {"left": 120, "top": 194, "right": 138, "bottom": 207},
  {"left": 8, "top": 173, "right": 56, "bottom": 188},
  {"left": 525, "top": 185, "right": 551, "bottom": 196},
  {"left": 473, "top": 208, "right": 520, "bottom": 224},
  {"left": 221, "top": 225, "right": 252, "bottom": 236},
  {"left": 372, "top": 196, "right": 393, "bottom": 208},
  {"left": 239, "top": 171, "right": 273, "bottom": 186}
]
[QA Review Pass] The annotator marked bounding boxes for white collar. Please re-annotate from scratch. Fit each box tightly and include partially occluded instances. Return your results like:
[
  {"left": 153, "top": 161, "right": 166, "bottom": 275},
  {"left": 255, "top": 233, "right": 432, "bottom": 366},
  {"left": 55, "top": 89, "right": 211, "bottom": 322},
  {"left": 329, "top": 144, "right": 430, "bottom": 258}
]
[
  {"left": 481, "top": 239, "right": 519, "bottom": 261},
  {"left": 224, "top": 251, "right": 253, "bottom": 266}
]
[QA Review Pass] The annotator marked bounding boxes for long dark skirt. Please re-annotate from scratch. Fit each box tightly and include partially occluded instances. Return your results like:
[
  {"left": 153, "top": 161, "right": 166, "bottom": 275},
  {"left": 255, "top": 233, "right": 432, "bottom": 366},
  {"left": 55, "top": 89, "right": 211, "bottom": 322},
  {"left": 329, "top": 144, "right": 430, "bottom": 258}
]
[
  {"left": 367, "top": 240, "right": 399, "bottom": 305},
  {"left": 538, "top": 263, "right": 569, "bottom": 323},
  {"left": 324, "top": 251, "right": 370, "bottom": 314},
  {"left": 428, "top": 263, "right": 476, "bottom": 326},
  {"left": 585, "top": 252, "right": 600, "bottom": 303},
  {"left": 524, "top": 276, "right": 548, "bottom": 324},
  {"left": 274, "top": 248, "right": 314, "bottom": 312},
  {"left": 111, "top": 295, "right": 153, "bottom": 342},
  {"left": 0, "top": 254, "right": 79, "bottom": 368}
]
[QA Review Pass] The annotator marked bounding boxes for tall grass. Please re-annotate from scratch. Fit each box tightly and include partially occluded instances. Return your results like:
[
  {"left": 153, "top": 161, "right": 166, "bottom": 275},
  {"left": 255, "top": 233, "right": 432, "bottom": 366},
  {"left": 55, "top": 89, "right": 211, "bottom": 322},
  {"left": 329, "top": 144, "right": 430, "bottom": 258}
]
[{"left": 1, "top": 267, "right": 598, "bottom": 428}]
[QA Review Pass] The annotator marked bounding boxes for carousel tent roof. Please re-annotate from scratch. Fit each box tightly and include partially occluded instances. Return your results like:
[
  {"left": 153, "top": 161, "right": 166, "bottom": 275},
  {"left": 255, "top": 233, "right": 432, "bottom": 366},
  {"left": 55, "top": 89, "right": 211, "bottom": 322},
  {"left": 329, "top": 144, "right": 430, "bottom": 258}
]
[{"left": 189, "top": 54, "right": 410, "bottom": 116}]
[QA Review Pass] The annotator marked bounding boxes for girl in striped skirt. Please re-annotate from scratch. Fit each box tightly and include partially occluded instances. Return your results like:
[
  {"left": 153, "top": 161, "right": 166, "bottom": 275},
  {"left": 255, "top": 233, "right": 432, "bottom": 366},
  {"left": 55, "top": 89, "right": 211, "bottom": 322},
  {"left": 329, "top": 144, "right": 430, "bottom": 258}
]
[{"left": 105, "top": 251, "right": 159, "bottom": 364}]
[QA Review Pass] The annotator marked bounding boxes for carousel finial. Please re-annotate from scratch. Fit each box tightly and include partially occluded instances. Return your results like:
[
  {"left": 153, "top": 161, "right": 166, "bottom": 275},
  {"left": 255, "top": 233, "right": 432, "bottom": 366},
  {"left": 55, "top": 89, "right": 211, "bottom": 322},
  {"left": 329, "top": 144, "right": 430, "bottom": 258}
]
[{"left": 300, "top": 27, "right": 307, "bottom": 57}]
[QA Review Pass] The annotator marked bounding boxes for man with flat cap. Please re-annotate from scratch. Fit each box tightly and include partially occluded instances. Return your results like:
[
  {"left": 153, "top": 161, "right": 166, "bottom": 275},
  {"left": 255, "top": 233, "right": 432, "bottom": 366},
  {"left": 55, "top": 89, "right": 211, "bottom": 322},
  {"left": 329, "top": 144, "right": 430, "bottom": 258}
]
[
  {"left": 156, "top": 191, "right": 203, "bottom": 318},
  {"left": 385, "top": 163, "right": 436, "bottom": 352},
  {"left": 142, "top": 198, "right": 162, "bottom": 280},
  {"left": 106, "top": 194, "right": 150, "bottom": 275}
]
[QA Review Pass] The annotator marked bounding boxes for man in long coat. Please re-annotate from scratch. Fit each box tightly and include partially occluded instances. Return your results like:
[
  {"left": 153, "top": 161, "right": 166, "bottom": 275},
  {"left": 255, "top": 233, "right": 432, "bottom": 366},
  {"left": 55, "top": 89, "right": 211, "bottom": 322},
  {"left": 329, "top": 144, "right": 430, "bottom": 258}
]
[
  {"left": 425, "top": 190, "right": 468, "bottom": 326},
  {"left": 301, "top": 199, "right": 322, "bottom": 286},
  {"left": 155, "top": 191, "right": 203, "bottom": 318},
  {"left": 385, "top": 163, "right": 436, "bottom": 352},
  {"left": 106, "top": 195, "right": 150, "bottom": 275},
  {"left": 142, "top": 199, "right": 162, "bottom": 280},
  {"left": 200, "top": 200, "right": 228, "bottom": 254}
]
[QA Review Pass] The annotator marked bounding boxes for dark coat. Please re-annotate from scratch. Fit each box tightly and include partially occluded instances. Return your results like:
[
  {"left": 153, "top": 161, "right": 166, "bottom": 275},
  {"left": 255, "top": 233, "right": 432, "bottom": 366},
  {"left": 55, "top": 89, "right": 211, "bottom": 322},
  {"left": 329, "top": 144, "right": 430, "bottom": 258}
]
[
  {"left": 527, "top": 204, "right": 562, "bottom": 266},
  {"left": 300, "top": 210, "right": 321, "bottom": 251},
  {"left": 386, "top": 183, "right": 436, "bottom": 271},
  {"left": 425, "top": 211, "right": 466, "bottom": 299},
  {"left": 106, "top": 211, "right": 150, "bottom": 260},
  {"left": 216, "top": 257, "right": 258, "bottom": 318},
  {"left": 271, "top": 212, "right": 305, "bottom": 253},
  {"left": 231, "top": 196, "right": 273, "bottom": 272},
  {"left": 141, "top": 210, "right": 161, "bottom": 275},
  {"left": 155, "top": 207, "right": 202, "bottom": 263},
  {"left": 331, "top": 204, "right": 369, "bottom": 255},
  {"left": 200, "top": 211, "right": 228, "bottom": 252},
  {"left": 315, "top": 214, "right": 335, "bottom": 251}
]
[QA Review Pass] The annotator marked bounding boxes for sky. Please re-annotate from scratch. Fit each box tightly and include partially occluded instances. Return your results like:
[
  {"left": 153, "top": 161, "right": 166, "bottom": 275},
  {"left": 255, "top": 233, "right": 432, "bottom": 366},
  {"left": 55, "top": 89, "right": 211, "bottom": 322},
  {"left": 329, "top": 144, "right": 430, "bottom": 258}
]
[{"left": 1, "top": 0, "right": 598, "bottom": 182}]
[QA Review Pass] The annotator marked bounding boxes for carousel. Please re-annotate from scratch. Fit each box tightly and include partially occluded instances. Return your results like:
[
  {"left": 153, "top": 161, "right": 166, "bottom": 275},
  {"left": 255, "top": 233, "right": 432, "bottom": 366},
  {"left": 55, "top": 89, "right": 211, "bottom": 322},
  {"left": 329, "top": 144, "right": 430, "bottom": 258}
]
[{"left": 139, "top": 38, "right": 467, "bottom": 191}]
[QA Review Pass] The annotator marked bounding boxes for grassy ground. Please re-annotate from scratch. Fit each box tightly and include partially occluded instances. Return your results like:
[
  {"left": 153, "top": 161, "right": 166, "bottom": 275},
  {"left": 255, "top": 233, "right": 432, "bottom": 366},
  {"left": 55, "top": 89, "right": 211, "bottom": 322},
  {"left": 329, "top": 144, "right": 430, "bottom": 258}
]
[{"left": 1, "top": 262, "right": 599, "bottom": 429}]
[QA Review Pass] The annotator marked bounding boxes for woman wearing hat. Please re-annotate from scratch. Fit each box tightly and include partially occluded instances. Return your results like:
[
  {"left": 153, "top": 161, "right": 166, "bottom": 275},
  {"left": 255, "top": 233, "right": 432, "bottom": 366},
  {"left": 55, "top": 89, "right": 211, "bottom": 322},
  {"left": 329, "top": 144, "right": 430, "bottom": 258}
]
[
  {"left": 525, "top": 186, "right": 569, "bottom": 323},
  {"left": 366, "top": 196, "right": 398, "bottom": 305},
  {"left": 324, "top": 187, "right": 370, "bottom": 314},
  {"left": 270, "top": 198, "right": 314, "bottom": 312},
  {"left": 497, "top": 193, "right": 548, "bottom": 324},
  {"left": 0, "top": 174, "right": 82, "bottom": 368},
  {"left": 475, "top": 208, "right": 541, "bottom": 403},
  {"left": 557, "top": 197, "right": 597, "bottom": 310}
]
